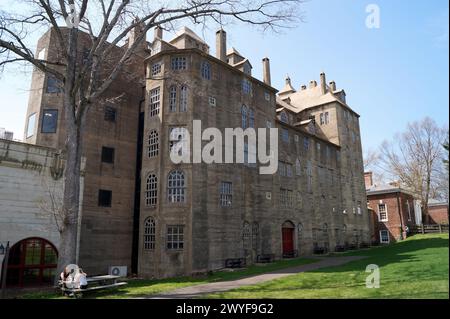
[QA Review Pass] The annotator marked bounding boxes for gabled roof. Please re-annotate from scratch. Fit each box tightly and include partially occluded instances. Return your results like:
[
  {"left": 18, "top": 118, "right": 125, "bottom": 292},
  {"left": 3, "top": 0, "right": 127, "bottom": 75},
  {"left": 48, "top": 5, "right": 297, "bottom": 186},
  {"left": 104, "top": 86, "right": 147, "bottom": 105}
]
[
  {"left": 366, "top": 184, "right": 415, "bottom": 197},
  {"left": 232, "top": 58, "right": 252, "bottom": 69},
  {"left": 226, "top": 47, "right": 243, "bottom": 57},
  {"left": 169, "top": 26, "right": 208, "bottom": 46}
]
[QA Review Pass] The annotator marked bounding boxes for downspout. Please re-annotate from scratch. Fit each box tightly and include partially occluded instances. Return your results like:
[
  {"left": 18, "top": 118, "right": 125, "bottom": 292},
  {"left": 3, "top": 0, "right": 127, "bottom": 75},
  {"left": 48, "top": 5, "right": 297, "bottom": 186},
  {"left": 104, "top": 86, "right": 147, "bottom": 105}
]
[{"left": 396, "top": 192, "right": 405, "bottom": 240}]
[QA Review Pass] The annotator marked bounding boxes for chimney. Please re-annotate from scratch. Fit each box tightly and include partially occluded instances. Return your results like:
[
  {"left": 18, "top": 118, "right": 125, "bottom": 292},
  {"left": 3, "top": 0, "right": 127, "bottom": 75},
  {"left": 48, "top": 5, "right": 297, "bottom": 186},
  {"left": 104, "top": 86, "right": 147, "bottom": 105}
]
[
  {"left": 320, "top": 72, "right": 327, "bottom": 94},
  {"left": 309, "top": 80, "right": 317, "bottom": 88},
  {"left": 329, "top": 81, "right": 336, "bottom": 92},
  {"left": 154, "top": 26, "right": 163, "bottom": 39},
  {"left": 364, "top": 172, "right": 373, "bottom": 189},
  {"left": 128, "top": 18, "right": 146, "bottom": 48},
  {"left": 216, "top": 29, "right": 227, "bottom": 62},
  {"left": 262, "top": 57, "right": 271, "bottom": 85}
]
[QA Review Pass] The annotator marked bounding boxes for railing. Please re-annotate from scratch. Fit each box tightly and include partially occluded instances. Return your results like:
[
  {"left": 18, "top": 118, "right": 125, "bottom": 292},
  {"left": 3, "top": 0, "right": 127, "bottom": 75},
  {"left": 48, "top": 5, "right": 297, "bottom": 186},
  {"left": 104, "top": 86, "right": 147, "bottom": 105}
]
[{"left": 410, "top": 224, "right": 449, "bottom": 234}]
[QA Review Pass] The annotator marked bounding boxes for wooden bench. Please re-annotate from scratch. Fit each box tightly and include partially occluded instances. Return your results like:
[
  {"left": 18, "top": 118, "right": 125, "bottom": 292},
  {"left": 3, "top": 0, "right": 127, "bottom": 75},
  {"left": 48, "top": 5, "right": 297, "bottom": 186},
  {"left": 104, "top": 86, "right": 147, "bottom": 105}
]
[
  {"left": 225, "top": 258, "right": 246, "bottom": 268},
  {"left": 282, "top": 250, "right": 298, "bottom": 258},
  {"left": 256, "top": 254, "right": 275, "bottom": 263},
  {"left": 59, "top": 275, "right": 127, "bottom": 298},
  {"left": 313, "top": 247, "right": 326, "bottom": 255}
]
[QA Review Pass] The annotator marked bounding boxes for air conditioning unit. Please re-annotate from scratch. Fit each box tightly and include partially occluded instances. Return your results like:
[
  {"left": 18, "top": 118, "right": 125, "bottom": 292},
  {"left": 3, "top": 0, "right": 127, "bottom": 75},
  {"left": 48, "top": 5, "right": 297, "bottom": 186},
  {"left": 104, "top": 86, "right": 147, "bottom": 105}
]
[{"left": 109, "top": 266, "right": 127, "bottom": 277}]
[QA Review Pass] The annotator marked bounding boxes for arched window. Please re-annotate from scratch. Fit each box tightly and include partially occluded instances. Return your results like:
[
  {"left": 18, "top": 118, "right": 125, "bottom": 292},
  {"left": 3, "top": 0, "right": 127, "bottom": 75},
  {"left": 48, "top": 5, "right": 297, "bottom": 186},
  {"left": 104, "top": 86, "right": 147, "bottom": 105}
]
[
  {"left": 241, "top": 105, "right": 248, "bottom": 129},
  {"left": 252, "top": 222, "right": 259, "bottom": 250},
  {"left": 148, "top": 130, "right": 159, "bottom": 158},
  {"left": 144, "top": 217, "right": 156, "bottom": 250},
  {"left": 169, "top": 86, "right": 177, "bottom": 112},
  {"left": 280, "top": 111, "right": 288, "bottom": 123},
  {"left": 146, "top": 174, "right": 158, "bottom": 206},
  {"left": 248, "top": 108, "right": 255, "bottom": 128},
  {"left": 5, "top": 238, "right": 58, "bottom": 287},
  {"left": 243, "top": 221, "right": 251, "bottom": 249},
  {"left": 201, "top": 61, "right": 211, "bottom": 80},
  {"left": 180, "top": 85, "right": 188, "bottom": 112},
  {"left": 167, "top": 170, "right": 186, "bottom": 203},
  {"left": 298, "top": 222, "right": 303, "bottom": 235}
]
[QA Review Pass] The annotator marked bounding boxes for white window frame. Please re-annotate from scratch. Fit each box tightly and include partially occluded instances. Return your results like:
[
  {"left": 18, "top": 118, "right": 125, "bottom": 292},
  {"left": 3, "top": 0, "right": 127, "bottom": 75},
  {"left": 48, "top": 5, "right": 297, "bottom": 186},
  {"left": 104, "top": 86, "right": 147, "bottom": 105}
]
[
  {"left": 143, "top": 217, "right": 156, "bottom": 250},
  {"left": 149, "top": 87, "right": 161, "bottom": 117},
  {"left": 378, "top": 203, "right": 388, "bottom": 222},
  {"left": 379, "top": 230, "right": 390, "bottom": 244}
]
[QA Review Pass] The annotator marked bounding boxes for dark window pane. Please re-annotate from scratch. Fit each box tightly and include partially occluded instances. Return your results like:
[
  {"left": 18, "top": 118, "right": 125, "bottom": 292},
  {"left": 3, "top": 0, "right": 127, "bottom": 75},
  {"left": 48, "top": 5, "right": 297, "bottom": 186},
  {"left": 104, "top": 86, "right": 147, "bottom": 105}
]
[
  {"left": 101, "top": 146, "right": 115, "bottom": 164},
  {"left": 41, "top": 109, "right": 58, "bottom": 133},
  {"left": 98, "top": 189, "right": 112, "bottom": 207},
  {"left": 104, "top": 106, "right": 116, "bottom": 122},
  {"left": 46, "top": 76, "right": 62, "bottom": 93}
]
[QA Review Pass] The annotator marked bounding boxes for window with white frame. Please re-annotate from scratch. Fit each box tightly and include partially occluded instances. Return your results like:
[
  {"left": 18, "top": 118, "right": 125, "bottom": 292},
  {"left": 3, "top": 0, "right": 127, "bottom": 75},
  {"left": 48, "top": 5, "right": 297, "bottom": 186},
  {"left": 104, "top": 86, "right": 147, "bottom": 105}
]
[
  {"left": 180, "top": 85, "right": 188, "bottom": 112},
  {"left": 380, "top": 230, "right": 389, "bottom": 243},
  {"left": 169, "top": 127, "right": 188, "bottom": 157},
  {"left": 378, "top": 203, "right": 388, "bottom": 221},
  {"left": 220, "top": 181, "right": 232, "bottom": 207},
  {"left": 145, "top": 174, "right": 158, "bottom": 206},
  {"left": 201, "top": 61, "right": 211, "bottom": 80},
  {"left": 143, "top": 217, "right": 156, "bottom": 250},
  {"left": 149, "top": 87, "right": 160, "bottom": 117},
  {"left": 167, "top": 225, "right": 184, "bottom": 249},
  {"left": 151, "top": 62, "right": 161, "bottom": 76},
  {"left": 171, "top": 56, "right": 186, "bottom": 70},
  {"left": 167, "top": 170, "right": 186, "bottom": 203},
  {"left": 148, "top": 130, "right": 159, "bottom": 158},
  {"left": 169, "top": 86, "right": 177, "bottom": 112}
]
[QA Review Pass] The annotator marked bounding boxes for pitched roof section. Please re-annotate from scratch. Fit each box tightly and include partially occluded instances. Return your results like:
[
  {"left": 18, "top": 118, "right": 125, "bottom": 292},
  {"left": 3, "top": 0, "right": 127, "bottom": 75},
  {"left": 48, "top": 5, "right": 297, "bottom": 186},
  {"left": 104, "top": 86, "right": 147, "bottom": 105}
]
[
  {"left": 169, "top": 26, "right": 208, "bottom": 46},
  {"left": 366, "top": 183, "right": 415, "bottom": 197},
  {"left": 226, "top": 47, "right": 243, "bottom": 57}
]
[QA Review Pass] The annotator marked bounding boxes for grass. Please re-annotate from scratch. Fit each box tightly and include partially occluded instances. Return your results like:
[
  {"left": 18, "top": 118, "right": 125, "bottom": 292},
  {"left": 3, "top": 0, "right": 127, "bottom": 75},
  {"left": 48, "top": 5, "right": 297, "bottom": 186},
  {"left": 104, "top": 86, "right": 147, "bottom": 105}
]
[
  {"left": 205, "top": 234, "right": 449, "bottom": 299},
  {"left": 19, "top": 257, "right": 316, "bottom": 299}
]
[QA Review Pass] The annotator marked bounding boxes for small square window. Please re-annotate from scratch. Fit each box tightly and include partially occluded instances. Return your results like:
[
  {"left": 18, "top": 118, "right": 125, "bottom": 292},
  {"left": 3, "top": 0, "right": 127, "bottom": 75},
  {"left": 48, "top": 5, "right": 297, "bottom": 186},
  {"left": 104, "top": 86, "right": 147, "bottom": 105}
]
[
  {"left": 209, "top": 96, "right": 216, "bottom": 107},
  {"left": 101, "top": 146, "right": 115, "bottom": 164},
  {"left": 98, "top": 189, "right": 112, "bottom": 207},
  {"left": 264, "top": 92, "right": 271, "bottom": 101},
  {"left": 104, "top": 106, "right": 116, "bottom": 122}
]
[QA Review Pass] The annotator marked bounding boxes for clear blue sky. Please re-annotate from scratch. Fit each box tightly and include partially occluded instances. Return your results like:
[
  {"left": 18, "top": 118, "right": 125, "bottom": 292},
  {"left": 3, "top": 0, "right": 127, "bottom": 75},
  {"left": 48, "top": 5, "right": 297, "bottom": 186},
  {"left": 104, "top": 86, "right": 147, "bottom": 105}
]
[{"left": 0, "top": 0, "right": 448, "bottom": 151}]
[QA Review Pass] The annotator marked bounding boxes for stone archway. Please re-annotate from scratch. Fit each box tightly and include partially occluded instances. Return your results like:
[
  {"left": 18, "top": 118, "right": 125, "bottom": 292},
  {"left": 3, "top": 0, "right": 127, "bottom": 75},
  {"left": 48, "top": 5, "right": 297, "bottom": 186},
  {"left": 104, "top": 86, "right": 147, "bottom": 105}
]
[{"left": 3, "top": 237, "right": 58, "bottom": 287}]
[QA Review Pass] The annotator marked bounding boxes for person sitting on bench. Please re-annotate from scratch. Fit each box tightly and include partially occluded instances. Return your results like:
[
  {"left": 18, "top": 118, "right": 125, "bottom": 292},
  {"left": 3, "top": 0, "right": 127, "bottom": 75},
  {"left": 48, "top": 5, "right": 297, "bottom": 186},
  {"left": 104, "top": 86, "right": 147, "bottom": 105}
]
[{"left": 74, "top": 268, "right": 88, "bottom": 289}]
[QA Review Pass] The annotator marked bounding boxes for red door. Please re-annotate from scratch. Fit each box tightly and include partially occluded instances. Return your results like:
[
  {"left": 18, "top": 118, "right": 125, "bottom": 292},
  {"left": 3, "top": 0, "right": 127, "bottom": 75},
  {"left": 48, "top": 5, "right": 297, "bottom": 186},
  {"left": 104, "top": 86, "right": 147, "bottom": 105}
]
[{"left": 282, "top": 228, "right": 294, "bottom": 254}]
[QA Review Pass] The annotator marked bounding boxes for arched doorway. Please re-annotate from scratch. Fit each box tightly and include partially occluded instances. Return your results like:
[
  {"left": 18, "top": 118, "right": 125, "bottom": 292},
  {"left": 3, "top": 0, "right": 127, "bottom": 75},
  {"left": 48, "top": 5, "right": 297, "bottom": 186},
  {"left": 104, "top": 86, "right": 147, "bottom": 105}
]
[
  {"left": 3, "top": 238, "right": 58, "bottom": 287},
  {"left": 282, "top": 221, "right": 295, "bottom": 257}
]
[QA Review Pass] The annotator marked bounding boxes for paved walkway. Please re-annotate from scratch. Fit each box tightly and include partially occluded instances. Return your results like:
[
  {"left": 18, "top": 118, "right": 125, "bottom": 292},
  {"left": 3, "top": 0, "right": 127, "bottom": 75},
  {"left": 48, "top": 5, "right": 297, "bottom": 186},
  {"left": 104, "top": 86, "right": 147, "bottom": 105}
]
[{"left": 145, "top": 256, "right": 366, "bottom": 299}]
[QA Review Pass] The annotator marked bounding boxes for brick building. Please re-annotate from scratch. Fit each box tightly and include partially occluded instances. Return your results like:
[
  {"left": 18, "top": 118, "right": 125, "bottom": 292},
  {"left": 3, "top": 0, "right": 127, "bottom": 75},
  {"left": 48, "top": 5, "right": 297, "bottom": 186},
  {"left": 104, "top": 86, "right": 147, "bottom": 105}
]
[
  {"left": 427, "top": 199, "right": 449, "bottom": 225},
  {"left": 365, "top": 172, "right": 417, "bottom": 243},
  {"left": 13, "top": 26, "right": 371, "bottom": 280}
]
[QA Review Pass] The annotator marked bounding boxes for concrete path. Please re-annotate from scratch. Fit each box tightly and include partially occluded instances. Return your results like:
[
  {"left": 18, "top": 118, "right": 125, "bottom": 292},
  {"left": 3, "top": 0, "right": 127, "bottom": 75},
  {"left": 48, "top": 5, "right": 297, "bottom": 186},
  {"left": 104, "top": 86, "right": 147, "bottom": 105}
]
[{"left": 145, "top": 256, "right": 366, "bottom": 299}]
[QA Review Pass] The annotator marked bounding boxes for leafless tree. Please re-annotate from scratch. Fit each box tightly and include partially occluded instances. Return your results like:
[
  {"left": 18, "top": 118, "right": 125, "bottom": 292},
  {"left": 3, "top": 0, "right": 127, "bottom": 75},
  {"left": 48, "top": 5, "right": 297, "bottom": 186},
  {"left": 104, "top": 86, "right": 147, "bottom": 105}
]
[
  {"left": 379, "top": 117, "right": 448, "bottom": 223},
  {"left": 363, "top": 148, "right": 379, "bottom": 171},
  {"left": 0, "top": 0, "right": 303, "bottom": 280}
]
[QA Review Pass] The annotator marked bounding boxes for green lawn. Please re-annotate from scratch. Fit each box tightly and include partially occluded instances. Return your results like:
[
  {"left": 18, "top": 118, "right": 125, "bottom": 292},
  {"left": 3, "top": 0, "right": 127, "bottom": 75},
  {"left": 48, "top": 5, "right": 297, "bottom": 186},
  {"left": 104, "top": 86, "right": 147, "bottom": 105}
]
[
  {"left": 206, "top": 234, "right": 449, "bottom": 299},
  {"left": 20, "top": 257, "right": 316, "bottom": 299}
]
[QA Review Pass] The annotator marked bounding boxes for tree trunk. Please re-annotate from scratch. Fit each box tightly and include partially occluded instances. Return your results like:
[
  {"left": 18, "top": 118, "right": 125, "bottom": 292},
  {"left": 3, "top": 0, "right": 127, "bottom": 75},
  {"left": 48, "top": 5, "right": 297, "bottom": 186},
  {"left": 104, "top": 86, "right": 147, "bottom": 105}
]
[{"left": 55, "top": 27, "right": 81, "bottom": 283}]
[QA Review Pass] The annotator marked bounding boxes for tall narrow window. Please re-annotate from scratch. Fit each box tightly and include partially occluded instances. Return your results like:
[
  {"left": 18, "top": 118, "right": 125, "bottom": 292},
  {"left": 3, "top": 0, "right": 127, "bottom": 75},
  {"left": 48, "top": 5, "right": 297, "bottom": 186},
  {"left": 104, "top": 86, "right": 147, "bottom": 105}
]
[
  {"left": 280, "top": 112, "right": 288, "bottom": 124},
  {"left": 241, "top": 105, "right": 248, "bottom": 129},
  {"left": 167, "top": 225, "right": 184, "bottom": 250},
  {"left": 295, "top": 158, "right": 301, "bottom": 176},
  {"left": 169, "top": 86, "right": 177, "bottom": 112},
  {"left": 41, "top": 109, "right": 58, "bottom": 133},
  {"left": 167, "top": 170, "right": 186, "bottom": 203},
  {"left": 243, "top": 221, "right": 251, "bottom": 250},
  {"left": 324, "top": 112, "right": 330, "bottom": 124},
  {"left": 306, "top": 160, "right": 313, "bottom": 193},
  {"left": 201, "top": 61, "right": 211, "bottom": 80},
  {"left": 380, "top": 230, "right": 389, "bottom": 243},
  {"left": 252, "top": 222, "right": 259, "bottom": 250},
  {"left": 149, "top": 87, "right": 160, "bottom": 117},
  {"left": 220, "top": 182, "right": 232, "bottom": 207},
  {"left": 26, "top": 113, "right": 36, "bottom": 138},
  {"left": 248, "top": 108, "right": 255, "bottom": 128},
  {"left": 303, "top": 137, "right": 310, "bottom": 151},
  {"left": 145, "top": 174, "right": 158, "bottom": 206},
  {"left": 148, "top": 130, "right": 159, "bottom": 158},
  {"left": 104, "top": 106, "right": 116, "bottom": 122},
  {"left": 378, "top": 204, "right": 388, "bottom": 221},
  {"left": 180, "top": 85, "right": 188, "bottom": 112},
  {"left": 143, "top": 217, "right": 156, "bottom": 250},
  {"left": 281, "top": 128, "right": 289, "bottom": 143},
  {"left": 319, "top": 113, "right": 325, "bottom": 125},
  {"left": 242, "top": 79, "right": 252, "bottom": 94}
]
